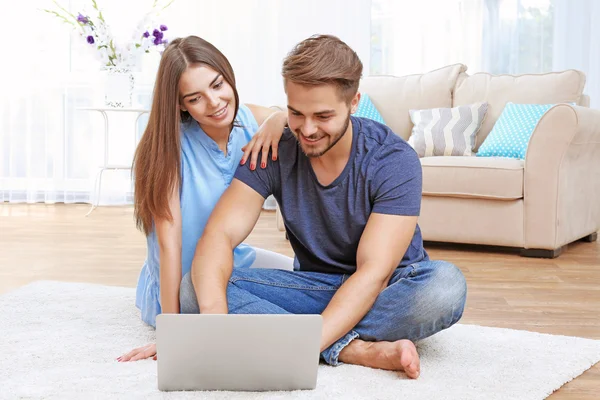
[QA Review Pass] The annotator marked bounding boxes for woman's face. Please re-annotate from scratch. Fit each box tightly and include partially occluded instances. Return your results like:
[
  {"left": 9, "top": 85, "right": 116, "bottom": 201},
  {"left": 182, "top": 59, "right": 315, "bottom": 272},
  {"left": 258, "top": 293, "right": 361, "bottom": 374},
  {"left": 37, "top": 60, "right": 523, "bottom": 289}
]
[{"left": 178, "top": 63, "right": 236, "bottom": 130}]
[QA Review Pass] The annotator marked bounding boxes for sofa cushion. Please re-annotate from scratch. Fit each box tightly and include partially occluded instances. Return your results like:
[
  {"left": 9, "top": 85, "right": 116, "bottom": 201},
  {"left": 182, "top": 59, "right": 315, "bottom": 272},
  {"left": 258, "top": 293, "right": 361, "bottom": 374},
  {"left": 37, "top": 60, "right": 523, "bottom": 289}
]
[
  {"left": 408, "top": 102, "right": 488, "bottom": 157},
  {"left": 453, "top": 69, "right": 586, "bottom": 151},
  {"left": 477, "top": 102, "right": 556, "bottom": 159},
  {"left": 421, "top": 156, "right": 524, "bottom": 200},
  {"left": 359, "top": 63, "right": 467, "bottom": 140}
]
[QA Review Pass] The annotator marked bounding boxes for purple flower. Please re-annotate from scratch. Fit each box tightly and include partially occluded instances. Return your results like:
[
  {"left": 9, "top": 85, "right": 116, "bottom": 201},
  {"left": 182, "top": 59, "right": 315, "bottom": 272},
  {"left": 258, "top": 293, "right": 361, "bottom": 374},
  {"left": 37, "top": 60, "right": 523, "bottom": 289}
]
[
  {"left": 143, "top": 31, "right": 150, "bottom": 38},
  {"left": 86, "top": 35, "right": 95, "bottom": 44},
  {"left": 152, "top": 29, "right": 164, "bottom": 39},
  {"left": 77, "top": 13, "right": 89, "bottom": 24},
  {"left": 153, "top": 37, "right": 162, "bottom": 45},
  {"left": 160, "top": 24, "right": 168, "bottom": 31}
]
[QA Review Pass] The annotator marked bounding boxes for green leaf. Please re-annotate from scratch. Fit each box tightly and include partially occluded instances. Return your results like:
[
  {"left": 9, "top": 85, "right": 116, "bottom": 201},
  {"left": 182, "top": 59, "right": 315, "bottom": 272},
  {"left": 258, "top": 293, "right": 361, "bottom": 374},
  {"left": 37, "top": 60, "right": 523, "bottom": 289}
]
[
  {"left": 91, "top": 0, "right": 105, "bottom": 23},
  {"left": 51, "top": 0, "right": 78, "bottom": 22},
  {"left": 42, "top": 9, "right": 76, "bottom": 27},
  {"left": 161, "top": 0, "right": 176, "bottom": 11}
]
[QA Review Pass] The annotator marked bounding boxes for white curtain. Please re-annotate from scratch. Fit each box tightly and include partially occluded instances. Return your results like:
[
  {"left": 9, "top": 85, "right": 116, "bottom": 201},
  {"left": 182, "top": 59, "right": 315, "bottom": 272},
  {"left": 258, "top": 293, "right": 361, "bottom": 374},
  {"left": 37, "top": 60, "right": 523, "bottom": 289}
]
[
  {"left": 0, "top": 0, "right": 371, "bottom": 205},
  {"left": 370, "top": 0, "right": 484, "bottom": 76},
  {"left": 371, "top": 0, "right": 598, "bottom": 109},
  {"left": 370, "top": 0, "right": 557, "bottom": 76},
  {"left": 482, "top": 0, "right": 554, "bottom": 75},
  {"left": 0, "top": 0, "right": 159, "bottom": 205},
  {"left": 552, "top": 0, "right": 600, "bottom": 109}
]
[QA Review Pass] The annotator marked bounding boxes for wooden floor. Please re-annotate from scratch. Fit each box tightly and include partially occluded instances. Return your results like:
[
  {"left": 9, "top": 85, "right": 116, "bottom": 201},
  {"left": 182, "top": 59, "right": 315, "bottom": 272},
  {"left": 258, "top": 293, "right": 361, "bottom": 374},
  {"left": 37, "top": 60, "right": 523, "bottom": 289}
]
[{"left": 1, "top": 204, "right": 599, "bottom": 399}]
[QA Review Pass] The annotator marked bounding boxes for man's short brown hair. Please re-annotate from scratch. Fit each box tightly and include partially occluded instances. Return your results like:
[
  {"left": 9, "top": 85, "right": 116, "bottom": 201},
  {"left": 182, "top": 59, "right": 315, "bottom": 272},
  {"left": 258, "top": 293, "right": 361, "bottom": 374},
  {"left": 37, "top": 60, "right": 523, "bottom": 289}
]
[{"left": 282, "top": 34, "right": 363, "bottom": 104}]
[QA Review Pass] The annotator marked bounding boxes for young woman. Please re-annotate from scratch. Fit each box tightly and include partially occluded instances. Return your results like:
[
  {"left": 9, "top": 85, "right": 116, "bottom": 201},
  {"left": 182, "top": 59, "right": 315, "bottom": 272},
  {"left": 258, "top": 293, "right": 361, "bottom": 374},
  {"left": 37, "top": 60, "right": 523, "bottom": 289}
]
[{"left": 119, "top": 36, "right": 293, "bottom": 362}]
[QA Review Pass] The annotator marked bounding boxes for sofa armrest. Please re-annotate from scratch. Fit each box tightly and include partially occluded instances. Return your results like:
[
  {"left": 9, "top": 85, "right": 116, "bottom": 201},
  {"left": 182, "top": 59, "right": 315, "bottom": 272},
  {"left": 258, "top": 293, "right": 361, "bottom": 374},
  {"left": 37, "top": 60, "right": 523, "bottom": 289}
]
[{"left": 524, "top": 104, "right": 600, "bottom": 249}]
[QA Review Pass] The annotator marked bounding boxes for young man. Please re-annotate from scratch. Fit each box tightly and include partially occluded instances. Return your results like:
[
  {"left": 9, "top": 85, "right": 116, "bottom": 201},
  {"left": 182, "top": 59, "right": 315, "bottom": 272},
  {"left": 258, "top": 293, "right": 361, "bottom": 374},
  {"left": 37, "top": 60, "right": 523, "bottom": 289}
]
[{"left": 180, "top": 35, "right": 467, "bottom": 379}]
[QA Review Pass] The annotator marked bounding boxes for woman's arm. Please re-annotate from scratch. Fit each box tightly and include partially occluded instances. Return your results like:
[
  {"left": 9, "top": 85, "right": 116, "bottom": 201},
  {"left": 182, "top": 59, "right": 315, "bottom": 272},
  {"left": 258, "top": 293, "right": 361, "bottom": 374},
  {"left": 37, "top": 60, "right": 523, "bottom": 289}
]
[
  {"left": 155, "top": 181, "right": 182, "bottom": 314},
  {"left": 245, "top": 103, "right": 286, "bottom": 126},
  {"left": 118, "top": 182, "right": 182, "bottom": 362}
]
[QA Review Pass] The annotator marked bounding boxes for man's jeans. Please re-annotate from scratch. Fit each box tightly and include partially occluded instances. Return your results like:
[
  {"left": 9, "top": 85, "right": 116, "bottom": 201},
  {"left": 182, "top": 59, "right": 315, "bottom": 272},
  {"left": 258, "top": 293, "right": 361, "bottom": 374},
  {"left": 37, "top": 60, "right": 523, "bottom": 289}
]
[{"left": 179, "top": 260, "right": 467, "bottom": 366}]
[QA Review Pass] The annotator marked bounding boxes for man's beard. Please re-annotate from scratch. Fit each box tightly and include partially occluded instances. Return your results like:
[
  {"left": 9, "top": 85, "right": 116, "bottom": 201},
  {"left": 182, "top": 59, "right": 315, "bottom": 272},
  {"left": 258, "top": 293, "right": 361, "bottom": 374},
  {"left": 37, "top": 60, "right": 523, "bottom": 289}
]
[{"left": 296, "top": 112, "right": 351, "bottom": 158}]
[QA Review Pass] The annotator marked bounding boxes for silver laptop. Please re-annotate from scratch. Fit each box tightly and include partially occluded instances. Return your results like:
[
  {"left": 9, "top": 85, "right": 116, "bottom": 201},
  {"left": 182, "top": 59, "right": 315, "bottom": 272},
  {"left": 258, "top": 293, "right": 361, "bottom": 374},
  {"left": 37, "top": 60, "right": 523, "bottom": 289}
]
[{"left": 156, "top": 314, "right": 322, "bottom": 392}]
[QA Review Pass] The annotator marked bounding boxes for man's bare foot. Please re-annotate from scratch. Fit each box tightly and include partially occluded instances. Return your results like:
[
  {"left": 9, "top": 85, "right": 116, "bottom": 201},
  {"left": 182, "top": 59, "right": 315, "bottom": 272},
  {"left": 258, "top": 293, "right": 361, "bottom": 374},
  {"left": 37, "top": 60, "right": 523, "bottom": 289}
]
[{"left": 338, "top": 339, "right": 420, "bottom": 379}]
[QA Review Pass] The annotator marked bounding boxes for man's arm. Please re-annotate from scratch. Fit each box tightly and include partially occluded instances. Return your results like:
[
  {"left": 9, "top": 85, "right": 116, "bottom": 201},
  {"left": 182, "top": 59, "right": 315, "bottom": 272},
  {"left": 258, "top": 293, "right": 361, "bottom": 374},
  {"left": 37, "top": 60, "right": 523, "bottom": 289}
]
[
  {"left": 320, "top": 144, "right": 422, "bottom": 351},
  {"left": 319, "top": 213, "right": 417, "bottom": 351},
  {"left": 190, "top": 179, "right": 266, "bottom": 314}
]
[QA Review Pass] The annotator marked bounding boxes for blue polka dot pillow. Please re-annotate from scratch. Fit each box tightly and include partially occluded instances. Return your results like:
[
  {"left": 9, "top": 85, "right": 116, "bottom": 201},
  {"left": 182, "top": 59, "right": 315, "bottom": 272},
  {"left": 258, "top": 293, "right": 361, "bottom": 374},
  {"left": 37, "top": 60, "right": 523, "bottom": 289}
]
[
  {"left": 477, "top": 102, "right": 556, "bottom": 159},
  {"left": 354, "top": 93, "right": 386, "bottom": 125}
]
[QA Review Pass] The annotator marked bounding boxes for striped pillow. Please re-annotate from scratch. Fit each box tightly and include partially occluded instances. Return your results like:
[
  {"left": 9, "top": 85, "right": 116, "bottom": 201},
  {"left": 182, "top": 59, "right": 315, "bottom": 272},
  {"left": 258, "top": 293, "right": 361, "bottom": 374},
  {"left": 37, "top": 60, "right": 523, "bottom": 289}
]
[{"left": 408, "top": 102, "right": 488, "bottom": 157}]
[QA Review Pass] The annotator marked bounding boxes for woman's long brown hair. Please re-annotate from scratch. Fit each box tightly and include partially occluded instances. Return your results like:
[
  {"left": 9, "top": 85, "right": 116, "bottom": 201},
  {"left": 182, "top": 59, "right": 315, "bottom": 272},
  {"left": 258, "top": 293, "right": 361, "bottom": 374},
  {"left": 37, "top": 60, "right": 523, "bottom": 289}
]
[{"left": 133, "top": 36, "right": 240, "bottom": 236}]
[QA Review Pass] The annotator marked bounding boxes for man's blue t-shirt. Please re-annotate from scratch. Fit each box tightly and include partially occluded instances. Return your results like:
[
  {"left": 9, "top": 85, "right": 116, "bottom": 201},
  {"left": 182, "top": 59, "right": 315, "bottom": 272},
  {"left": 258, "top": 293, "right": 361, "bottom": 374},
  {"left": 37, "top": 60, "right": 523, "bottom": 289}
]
[{"left": 234, "top": 116, "right": 429, "bottom": 274}]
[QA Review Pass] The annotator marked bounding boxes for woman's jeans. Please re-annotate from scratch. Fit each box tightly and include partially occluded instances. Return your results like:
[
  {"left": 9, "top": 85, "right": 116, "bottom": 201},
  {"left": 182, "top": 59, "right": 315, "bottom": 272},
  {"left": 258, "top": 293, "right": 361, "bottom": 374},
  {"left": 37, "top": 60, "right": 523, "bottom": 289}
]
[{"left": 179, "top": 260, "right": 467, "bottom": 366}]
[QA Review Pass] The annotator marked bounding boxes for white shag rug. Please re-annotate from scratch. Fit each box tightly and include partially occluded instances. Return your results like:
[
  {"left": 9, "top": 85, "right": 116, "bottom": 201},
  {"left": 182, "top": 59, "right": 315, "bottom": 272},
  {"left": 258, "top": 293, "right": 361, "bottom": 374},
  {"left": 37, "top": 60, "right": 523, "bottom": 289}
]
[{"left": 1, "top": 281, "right": 599, "bottom": 400}]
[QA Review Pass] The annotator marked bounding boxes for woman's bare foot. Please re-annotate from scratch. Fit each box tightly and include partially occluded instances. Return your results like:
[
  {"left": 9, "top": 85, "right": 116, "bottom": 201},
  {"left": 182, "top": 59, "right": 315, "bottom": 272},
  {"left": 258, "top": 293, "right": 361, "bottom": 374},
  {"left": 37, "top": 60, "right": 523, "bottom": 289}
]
[{"left": 338, "top": 339, "right": 420, "bottom": 379}]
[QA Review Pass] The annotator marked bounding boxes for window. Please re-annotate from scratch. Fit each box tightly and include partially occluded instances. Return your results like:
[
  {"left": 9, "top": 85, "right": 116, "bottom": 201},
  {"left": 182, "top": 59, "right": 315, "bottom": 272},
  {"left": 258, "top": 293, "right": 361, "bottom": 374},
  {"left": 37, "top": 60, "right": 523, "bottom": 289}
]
[{"left": 370, "top": 0, "right": 554, "bottom": 76}]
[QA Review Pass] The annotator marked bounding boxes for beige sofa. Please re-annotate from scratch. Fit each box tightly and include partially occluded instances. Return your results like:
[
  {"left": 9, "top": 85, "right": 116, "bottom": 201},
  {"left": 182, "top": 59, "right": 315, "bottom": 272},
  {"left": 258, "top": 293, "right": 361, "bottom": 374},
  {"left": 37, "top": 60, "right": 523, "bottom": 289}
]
[{"left": 276, "top": 64, "right": 600, "bottom": 258}]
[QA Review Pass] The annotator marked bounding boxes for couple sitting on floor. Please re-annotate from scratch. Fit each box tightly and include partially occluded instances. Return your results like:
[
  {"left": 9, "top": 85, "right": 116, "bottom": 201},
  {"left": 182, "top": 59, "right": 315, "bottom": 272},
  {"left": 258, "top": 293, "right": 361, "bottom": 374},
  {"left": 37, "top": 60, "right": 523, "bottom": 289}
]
[{"left": 118, "top": 34, "right": 467, "bottom": 379}]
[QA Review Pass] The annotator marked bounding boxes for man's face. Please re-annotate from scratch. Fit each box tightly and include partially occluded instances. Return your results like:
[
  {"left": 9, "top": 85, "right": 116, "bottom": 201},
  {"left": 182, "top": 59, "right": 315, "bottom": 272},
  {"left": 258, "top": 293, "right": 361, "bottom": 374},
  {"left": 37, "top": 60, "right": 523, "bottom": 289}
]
[{"left": 285, "top": 81, "right": 359, "bottom": 158}]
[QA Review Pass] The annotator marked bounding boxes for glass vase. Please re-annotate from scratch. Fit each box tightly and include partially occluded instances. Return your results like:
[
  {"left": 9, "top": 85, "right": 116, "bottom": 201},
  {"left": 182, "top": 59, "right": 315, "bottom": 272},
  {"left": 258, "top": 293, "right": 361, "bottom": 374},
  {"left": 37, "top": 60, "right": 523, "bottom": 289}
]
[{"left": 104, "top": 67, "right": 134, "bottom": 108}]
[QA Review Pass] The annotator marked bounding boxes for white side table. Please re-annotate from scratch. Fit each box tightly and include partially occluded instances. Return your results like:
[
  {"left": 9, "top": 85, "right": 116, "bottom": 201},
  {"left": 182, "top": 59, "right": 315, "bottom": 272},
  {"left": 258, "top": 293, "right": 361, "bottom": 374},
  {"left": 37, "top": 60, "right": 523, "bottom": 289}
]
[{"left": 78, "top": 106, "right": 149, "bottom": 216}]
